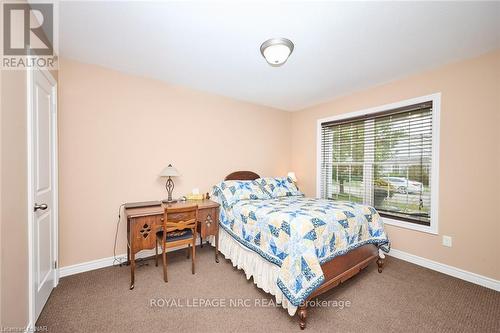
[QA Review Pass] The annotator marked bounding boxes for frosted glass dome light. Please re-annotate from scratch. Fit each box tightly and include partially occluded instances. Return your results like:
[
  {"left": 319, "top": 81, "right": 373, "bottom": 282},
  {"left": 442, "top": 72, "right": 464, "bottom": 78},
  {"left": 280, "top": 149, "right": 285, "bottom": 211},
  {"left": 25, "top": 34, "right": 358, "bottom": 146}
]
[{"left": 260, "top": 38, "right": 294, "bottom": 67}]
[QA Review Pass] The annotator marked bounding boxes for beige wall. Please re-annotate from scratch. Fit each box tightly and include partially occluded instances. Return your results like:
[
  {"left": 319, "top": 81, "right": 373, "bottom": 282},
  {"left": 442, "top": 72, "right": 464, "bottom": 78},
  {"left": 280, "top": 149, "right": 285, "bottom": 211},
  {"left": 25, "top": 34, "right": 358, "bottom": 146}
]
[
  {"left": 291, "top": 50, "right": 500, "bottom": 280},
  {"left": 58, "top": 58, "right": 292, "bottom": 267},
  {"left": 0, "top": 69, "right": 29, "bottom": 328},
  {"left": 1, "top": 2, "right": 29, "bottom": 328}
]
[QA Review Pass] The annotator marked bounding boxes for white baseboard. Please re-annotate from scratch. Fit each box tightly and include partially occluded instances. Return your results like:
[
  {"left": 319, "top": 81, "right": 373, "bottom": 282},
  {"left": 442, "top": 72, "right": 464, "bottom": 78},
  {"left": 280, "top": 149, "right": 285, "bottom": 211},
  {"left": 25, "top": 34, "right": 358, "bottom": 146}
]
[
  {"left": 387, "top": 248, "right": 500, "bottom": 292},
  {"left": 60, "top": 243, "right": 499, "bottom": 292},
  {"left": 59, "top": 241, "right": 203, "bottom": 278},
  {"left": 59, "top": 254, "right": 124, "bottom": 278},
  {"left": 24, "top": 321, "right": 33, "bottom": 333}
]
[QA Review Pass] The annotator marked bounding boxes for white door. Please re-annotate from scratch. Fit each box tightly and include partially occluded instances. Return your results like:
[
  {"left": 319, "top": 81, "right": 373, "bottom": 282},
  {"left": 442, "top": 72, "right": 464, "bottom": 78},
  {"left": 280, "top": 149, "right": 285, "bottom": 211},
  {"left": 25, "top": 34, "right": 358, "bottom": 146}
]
[{"left": 29, "top": 68, "right": 58, "bottom": 321}]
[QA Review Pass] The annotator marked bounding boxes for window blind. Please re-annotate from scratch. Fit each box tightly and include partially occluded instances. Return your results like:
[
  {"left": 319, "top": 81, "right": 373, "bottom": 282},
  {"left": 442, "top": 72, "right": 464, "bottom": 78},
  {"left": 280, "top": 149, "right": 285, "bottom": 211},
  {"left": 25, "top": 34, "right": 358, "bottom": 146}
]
[{"left": 320, "top": 102, "right": 433, "bottom": 226}]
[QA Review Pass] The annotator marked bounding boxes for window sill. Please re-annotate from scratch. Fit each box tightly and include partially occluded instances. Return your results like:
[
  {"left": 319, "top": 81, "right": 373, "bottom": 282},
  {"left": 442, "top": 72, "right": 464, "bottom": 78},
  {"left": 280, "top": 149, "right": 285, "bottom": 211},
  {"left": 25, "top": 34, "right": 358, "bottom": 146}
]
[{"left": 382, "top": 217, "right": 438, "bottom": 235}]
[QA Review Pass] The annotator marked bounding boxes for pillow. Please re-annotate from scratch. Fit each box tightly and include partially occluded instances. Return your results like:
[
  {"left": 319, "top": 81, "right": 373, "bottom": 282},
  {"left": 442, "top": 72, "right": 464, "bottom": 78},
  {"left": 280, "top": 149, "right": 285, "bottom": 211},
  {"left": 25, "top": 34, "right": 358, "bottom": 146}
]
[
  {"left": 256, "top": 176, "right": 302, "bottom": 198},
  {"left": 211, "top": 180, "right": 271, "bottom": 208}
]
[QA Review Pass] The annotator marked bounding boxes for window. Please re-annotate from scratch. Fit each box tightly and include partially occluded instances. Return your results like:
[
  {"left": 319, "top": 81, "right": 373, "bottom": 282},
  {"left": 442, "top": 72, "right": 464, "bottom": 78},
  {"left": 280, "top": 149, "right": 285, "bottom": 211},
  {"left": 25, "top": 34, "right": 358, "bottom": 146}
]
[{"left": 318, "top": 94, "right": 440, "bottom": 233}]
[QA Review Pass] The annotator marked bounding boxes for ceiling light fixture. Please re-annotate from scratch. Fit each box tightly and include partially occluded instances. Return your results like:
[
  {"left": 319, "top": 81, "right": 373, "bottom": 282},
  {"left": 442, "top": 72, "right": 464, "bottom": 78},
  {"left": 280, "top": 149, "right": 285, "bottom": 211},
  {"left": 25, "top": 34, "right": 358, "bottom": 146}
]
[{"left": 260, "top": 38, "right": 294, "bottom": 67}]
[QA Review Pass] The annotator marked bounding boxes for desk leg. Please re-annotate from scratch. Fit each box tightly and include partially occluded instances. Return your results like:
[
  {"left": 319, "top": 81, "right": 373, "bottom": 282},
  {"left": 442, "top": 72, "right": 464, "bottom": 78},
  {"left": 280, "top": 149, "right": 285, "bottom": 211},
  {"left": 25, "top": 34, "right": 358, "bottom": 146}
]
[
  {"left": 130, "top": 251, "right": 135, "bottom": 290},
  {"left": 215, "top": 229, "right": 219, "bottom": 263},
  {"left": 126, "top": 218, "right": 131, "bottom": 266}
]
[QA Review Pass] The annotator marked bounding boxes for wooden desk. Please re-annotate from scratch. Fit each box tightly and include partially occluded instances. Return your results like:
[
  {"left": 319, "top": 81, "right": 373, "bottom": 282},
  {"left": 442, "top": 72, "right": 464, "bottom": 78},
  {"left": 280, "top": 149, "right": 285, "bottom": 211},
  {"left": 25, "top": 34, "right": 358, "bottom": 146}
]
[{"left": 124, "top": 199, "right": 220, "bottom": 289}]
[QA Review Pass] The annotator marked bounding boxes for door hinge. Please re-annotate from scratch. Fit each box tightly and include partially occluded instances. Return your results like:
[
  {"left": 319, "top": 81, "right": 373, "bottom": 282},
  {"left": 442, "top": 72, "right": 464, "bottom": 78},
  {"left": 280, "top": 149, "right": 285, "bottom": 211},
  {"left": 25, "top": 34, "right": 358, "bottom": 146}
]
[{"left": 54, "top": 260, "right": 57, "bottom": 269}]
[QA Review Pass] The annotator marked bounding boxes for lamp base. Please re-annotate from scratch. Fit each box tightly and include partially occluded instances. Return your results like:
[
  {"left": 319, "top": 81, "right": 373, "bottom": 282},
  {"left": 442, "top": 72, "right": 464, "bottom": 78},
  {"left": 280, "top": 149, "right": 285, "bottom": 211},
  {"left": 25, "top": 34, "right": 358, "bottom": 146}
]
[
  {"left": 164, "top": 177, "right": 176, "bottom": 204},
  {"left": 162, "top": 199, "right": 178, "bottom": 204}
]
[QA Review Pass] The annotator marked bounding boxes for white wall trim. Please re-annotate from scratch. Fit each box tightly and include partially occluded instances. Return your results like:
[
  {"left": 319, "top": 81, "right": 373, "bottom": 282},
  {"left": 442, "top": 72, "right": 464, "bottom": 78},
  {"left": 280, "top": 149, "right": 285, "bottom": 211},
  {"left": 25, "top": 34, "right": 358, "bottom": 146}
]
[
  {"left": 59, "top": 255, "right": 124, "bottom": 278},
  {"left": 316, "top": 93, "right": 441, "bottom": 235},
  {"left": 24, "top": 321, "right": 34, "bottom": 333},
  {"left": 26, "top": 67, "right": 35, "bottom": 333},
  {"left": 382, "top": 217, "right": 438, "bottom": 235},
  {"left": 59, "top": 240, "right": 204, "bottom": 278},
  {"left": 59, "top": 244, "right": 500, "bottom": 293},
  {"left": 387, "top": 248, "right": 500, "bottom": 292}
]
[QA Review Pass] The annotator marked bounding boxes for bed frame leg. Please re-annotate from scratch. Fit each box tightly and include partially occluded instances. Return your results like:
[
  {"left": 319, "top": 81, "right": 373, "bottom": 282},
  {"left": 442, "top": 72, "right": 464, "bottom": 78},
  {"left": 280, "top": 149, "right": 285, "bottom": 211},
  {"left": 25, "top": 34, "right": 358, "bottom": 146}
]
[
  {"left": 298, "top": 304, "right": 307, "bottom": 330},
  {"left": 377, "top": 256, "right": 384, "bottom": 273}
]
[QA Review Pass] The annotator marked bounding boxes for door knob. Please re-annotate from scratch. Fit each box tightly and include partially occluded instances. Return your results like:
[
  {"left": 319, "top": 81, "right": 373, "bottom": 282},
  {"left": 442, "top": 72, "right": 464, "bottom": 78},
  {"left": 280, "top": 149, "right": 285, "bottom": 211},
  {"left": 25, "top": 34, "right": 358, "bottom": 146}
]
[{"left": 34, "top": 203, "right": 48, "bottom": 211}]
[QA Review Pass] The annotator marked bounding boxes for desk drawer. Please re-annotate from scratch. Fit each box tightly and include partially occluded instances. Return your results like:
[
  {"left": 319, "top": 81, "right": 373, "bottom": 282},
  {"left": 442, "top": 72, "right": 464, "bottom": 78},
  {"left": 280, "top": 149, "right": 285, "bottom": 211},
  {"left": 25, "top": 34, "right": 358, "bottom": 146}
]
[
  {"left": 129, "top": 214, "right": 163, "bottom": 253},
  {"left": 198, "top": 207, "right": 218, "bottom": 238}
]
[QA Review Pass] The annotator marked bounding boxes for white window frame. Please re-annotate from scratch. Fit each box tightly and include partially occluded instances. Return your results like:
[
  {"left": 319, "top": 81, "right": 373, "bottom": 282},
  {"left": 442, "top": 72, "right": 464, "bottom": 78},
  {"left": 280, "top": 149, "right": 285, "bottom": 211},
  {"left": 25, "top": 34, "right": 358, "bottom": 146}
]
[{"left": 316, "top": 93, "right": 441, "bottom": 234}]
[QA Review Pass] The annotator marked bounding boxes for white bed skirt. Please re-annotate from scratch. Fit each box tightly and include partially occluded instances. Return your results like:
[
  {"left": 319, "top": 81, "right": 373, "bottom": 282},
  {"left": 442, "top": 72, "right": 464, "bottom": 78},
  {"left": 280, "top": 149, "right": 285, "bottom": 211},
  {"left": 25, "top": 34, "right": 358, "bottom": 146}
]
[{"left": 208, "top": 228, "right": 298, "bottom": 316}]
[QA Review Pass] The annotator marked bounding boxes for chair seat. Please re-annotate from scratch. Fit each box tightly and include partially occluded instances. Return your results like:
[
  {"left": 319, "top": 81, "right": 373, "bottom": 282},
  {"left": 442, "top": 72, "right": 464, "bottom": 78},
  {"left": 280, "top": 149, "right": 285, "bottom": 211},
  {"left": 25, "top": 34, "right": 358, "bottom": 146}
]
[{"left": 157, "top": 229, "right": 194, "bottom": 242}]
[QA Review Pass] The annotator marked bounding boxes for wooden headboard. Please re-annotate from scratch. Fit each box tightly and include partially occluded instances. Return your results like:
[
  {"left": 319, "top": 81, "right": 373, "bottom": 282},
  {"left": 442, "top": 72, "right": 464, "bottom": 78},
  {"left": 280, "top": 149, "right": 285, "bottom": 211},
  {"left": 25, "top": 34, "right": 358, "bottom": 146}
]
[{"left": 224, "top": 171, "right": 260, "bottom": 181}]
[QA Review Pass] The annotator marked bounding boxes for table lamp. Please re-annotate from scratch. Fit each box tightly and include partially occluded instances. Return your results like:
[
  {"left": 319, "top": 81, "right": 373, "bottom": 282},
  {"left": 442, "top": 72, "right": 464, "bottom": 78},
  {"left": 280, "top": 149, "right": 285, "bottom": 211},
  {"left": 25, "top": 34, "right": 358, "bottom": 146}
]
[
  {"left": 159, "top": 164, "right": 180, "bottom": 203},
  {"left": 287, "top": 171, "right": 297, "bottom": 183}
]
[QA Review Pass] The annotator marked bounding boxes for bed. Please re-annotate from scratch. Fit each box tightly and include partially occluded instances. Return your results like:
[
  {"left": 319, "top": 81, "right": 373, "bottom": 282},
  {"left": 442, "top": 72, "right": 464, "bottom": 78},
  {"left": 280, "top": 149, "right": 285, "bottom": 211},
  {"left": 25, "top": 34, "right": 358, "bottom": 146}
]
[{"left": 211, "top": 171, "right": 390, "bottom": 329}]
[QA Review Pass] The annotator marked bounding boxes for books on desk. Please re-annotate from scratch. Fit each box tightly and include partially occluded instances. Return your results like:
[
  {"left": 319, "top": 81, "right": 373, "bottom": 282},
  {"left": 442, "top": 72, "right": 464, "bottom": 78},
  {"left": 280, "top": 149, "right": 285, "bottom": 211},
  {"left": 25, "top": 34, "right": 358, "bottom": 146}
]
[
  {"left": 124, "top": 201, "right": 161, "bottom": 209},
  {"left": 185, "top": 194, "right": 204, "bottom": 200}
]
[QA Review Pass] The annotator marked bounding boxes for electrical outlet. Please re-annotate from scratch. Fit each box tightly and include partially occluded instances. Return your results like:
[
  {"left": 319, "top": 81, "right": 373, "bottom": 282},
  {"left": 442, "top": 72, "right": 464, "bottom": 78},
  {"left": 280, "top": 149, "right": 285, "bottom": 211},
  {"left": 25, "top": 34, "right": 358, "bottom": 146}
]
[{"left": 442, "top": 235, "right": 452, "bottom": 247}]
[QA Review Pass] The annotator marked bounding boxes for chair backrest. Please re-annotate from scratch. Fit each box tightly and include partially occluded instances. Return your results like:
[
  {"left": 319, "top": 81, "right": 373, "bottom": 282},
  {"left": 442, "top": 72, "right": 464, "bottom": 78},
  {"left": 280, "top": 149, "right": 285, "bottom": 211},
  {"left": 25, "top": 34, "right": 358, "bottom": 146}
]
[{"left": 163, "top": 205, "right": 198, "bottom": 233}]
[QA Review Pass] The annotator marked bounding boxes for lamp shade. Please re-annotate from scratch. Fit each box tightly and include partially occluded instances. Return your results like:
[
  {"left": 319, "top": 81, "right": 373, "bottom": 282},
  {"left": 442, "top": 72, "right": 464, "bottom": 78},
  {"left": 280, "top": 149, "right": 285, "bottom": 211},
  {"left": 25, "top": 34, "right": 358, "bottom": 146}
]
[
  {"left": 287, "top": 172, "right": 297, "bottom": 182},
  {"left": 159, "top": 164, "right": 180, "bottom": 177}
]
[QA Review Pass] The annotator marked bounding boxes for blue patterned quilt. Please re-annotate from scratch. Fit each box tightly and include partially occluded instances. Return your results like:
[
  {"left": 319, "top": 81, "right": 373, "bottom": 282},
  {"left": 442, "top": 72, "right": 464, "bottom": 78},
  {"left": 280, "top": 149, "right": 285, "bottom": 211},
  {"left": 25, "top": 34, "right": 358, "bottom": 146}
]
[{"left": 216, "top": 196, "right": 390, "bottom": 306}]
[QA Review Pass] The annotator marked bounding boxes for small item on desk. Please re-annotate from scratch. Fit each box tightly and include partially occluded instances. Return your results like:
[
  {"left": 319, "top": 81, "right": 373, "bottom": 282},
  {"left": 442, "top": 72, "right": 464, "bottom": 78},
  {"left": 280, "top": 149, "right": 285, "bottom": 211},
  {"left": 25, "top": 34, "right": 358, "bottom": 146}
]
[
  {"left": 186, "top": 193, "right": 204, "bottom": 200},
  {"left": 206, "top": 192, "right": 210, "bottom": 200},
  {"left": 186, "top": 188, "right": 204, "bottom": 200}
]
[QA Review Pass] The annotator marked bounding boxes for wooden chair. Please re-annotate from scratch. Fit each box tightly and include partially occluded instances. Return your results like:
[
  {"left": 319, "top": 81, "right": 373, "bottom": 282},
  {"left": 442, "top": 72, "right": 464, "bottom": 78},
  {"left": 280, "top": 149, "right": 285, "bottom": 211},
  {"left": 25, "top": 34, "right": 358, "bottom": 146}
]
[{"left": 155, "top": 205, "right": 198, "bottom": 282}]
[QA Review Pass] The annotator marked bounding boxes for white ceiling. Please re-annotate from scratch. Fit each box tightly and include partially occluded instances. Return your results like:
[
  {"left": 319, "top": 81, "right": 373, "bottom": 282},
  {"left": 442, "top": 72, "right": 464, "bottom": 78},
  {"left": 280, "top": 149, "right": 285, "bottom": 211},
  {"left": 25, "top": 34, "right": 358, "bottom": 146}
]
[{"left": 59, "top": 1, "right": 500, "bottom": 111}]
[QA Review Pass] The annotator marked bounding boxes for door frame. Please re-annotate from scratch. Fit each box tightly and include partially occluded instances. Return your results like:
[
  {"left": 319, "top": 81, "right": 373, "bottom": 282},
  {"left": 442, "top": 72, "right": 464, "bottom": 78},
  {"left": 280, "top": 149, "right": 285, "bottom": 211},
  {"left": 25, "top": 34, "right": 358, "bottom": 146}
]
[{"left": 26, "top": 67, "right": 59, "bottom": 327}]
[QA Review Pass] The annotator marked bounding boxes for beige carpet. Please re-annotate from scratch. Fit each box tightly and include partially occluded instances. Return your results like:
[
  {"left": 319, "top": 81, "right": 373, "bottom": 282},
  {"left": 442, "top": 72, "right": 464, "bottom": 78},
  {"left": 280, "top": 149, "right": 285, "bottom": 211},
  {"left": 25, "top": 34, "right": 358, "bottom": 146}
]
[{"left": 37, "top": 246, "right": 500, "bottom": 332}]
